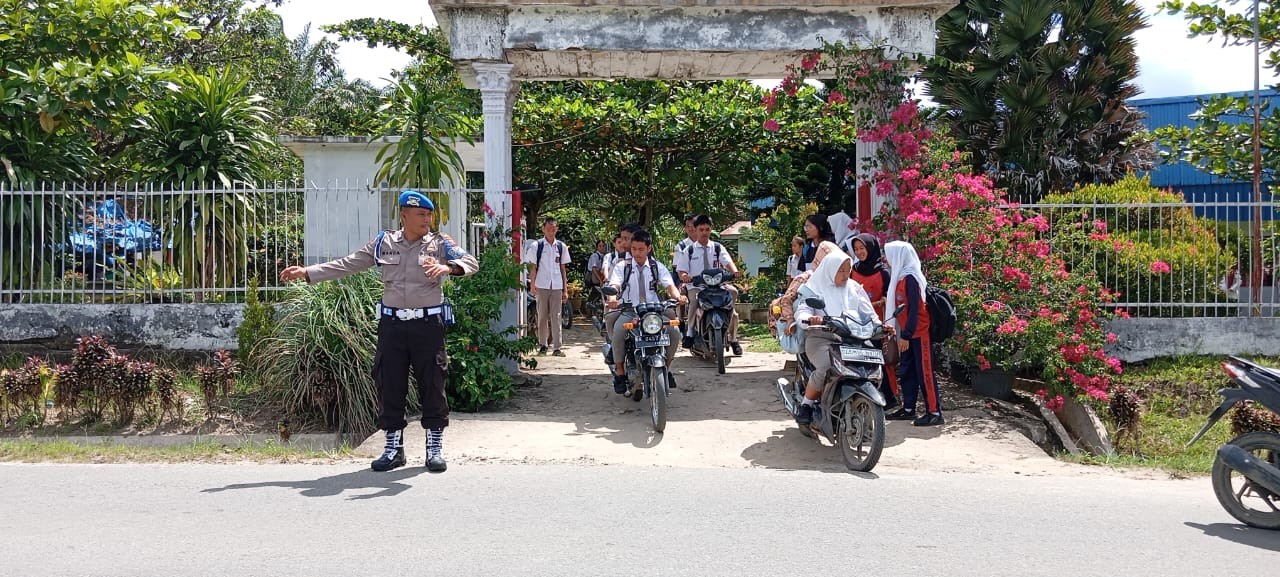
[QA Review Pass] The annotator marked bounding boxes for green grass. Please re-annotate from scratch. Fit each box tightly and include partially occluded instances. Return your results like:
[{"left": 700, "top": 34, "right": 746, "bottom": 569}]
[
  {"left": 1092, "top": 354, "right": 1280, "bottom": 475},
  {"left": 0, "top": 439, "right": 353, "bottom": 464},
  {"left": 738, "top": 322, "right": 782, "bottom": 353}
]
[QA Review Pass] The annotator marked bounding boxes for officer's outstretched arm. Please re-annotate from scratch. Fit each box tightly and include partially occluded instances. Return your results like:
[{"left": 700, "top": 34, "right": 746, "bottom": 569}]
[{"left": 303, "top": 237, "right": 379, "bottom": 283}]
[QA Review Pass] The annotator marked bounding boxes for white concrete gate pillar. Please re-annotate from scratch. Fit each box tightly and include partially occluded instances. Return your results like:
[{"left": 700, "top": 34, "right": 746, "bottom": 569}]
[
  {"left": 473, "top": 62, "right": 525, "bottom": 352},
  {"left": 474, "top": 62, "right": 518, "bottom": 228}
]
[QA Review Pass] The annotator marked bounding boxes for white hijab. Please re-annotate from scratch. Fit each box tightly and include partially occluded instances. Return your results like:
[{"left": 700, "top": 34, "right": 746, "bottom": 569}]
[
  {"left": 801, "top": 249, "right": 876, "bottom": 321},
  {"left": 884, "top": 240, "right": 928, "bottom": 325}
]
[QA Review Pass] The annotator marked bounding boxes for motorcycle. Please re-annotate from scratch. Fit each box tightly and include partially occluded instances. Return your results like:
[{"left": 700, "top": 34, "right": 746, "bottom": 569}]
[
  {"left": 599, "top": 286, "right": 680, "bottom": 433},
  {"left": 585, "top": 285, "right": 609, "bottom": 338},
  {"left": 687, "top": 267, "right": 736, "bottom": 374},
  {"left": 1187, "top": 356, "right": 1280, "bottom": 530},
  {"left": 775, "top": 298, "right": 898, "bottom": 472},
  {"left": 525, "top": 285, "right": 573, "bottom": 335}
]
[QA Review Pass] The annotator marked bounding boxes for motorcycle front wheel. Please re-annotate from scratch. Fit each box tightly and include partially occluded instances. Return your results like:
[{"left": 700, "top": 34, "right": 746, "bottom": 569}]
[
  {"left": 712, "top": 330, "right": 726, "bottom": 374},
  {"left": 838, "top": 396, "right": 885, "bottom": 472},
  {"left": 649, "top": 369, "right": 668, "bottom": 433},
  {"left": 561, "top": 299, "right": 573, "bottom": 329},
  {"left": 1212, "top": 430, "right": 1280, "bottom": 530}
]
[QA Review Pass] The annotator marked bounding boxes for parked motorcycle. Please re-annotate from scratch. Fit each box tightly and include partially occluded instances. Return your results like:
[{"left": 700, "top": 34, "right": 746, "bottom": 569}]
[
  {"left": 775, "top": 298, "right": 897, "bottom": 472},
  {"left": 600, "top": 286, "right": 680, "bottom": 433},
  {"left": 687, "top": 267, "right": 736, "bottom": 374},
  {"left": 1187, "top": 356, "right": 1280, "bottom": 530},
  {"left": 525, "top": 286, "right": 573, "bottom": 335},
  {"left": 585, "top": 285, "right": 609, "bottom": 338}
]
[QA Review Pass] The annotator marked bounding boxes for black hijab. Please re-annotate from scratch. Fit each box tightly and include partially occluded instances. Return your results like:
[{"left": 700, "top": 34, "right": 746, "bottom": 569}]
[{"left": 851, "top": 233, "right": 884, "bottom": 277}]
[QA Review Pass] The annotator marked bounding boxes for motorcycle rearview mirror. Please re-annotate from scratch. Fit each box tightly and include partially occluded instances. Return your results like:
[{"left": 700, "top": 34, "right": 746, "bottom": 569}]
[
  {"left": 600, "top": 286, "right": 619, "bottom": 297},
  {"left": 805, "top": 297, "right": 826, "bottom": 310}
]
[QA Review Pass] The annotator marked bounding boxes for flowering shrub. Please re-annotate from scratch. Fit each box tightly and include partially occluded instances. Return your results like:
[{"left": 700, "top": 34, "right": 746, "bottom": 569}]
[
  {"left": 767, "top": 44, "right": 1122, "bottom": 403},
  {"left": 443, "top": 230, "right": 538, "bottom": 412}
]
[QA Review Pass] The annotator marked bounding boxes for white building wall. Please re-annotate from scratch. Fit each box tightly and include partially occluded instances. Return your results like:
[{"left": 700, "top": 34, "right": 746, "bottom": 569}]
[{"left": 280, "top": 136, "right": 485, "bottom": 263}]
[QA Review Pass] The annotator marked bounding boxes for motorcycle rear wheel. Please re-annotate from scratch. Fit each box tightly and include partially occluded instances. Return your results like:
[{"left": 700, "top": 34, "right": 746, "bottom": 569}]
[
  {"left": 561, "top": 299, "right": 573, "bottom": 329},
  {"left": 1212, "top": 430, "right": 1280, "bottom": 530},
  {"left": 838, "top": 396, "right": 885, "bottom": 472}
]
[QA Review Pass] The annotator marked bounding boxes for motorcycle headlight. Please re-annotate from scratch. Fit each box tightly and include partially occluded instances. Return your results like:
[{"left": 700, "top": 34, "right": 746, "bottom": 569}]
[
  {"left": 843, "top": 313, "right": 878, "bottom": 339},
  {"left": 704, "top": 272, "right": 723, "bottom": 287},
  {"left": 641, "top": 313, "right": 665, "bottom": 335}
]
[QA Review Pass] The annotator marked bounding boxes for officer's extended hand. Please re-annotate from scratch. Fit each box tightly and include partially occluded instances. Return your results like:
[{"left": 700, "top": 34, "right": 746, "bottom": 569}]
[
  {"left": 280, "top": 266, "right": 307, "bottom": 282},
  {"left": 677, "top": 294, "right": 688, "bottom": 305}
]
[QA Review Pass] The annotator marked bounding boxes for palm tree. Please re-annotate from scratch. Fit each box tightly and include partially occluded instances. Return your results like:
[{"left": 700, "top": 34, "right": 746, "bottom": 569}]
[
  {"left": 924, "top": 0, "right": 1152, "bottom": 201},
  {"left": 130, "top": 67, "right": 278, "bottom": 298},
  {"left": 373, "top": 74, "right": 477, "bottom": 225}
]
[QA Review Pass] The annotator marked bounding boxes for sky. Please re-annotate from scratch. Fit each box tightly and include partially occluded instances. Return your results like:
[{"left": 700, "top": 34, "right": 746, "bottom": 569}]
[{"left": 272, "top": 0, "right": 1264, "bottom": 100}]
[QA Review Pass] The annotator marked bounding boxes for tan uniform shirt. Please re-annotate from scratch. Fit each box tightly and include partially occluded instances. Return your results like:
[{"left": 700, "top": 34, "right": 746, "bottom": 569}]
[{"left": 305, "top": 229, "right": 480, "bottom": 308}]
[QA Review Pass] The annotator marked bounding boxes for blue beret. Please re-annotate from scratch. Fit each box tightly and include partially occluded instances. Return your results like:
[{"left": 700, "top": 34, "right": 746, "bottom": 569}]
[{"left": 398, "top": 190, "right": 434, "bottom": 210}]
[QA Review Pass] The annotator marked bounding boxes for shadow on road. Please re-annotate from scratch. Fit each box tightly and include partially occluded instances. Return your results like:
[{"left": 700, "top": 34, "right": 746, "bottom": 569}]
[
  {"left": 202, "top": 468, "right": 423, "bottom": 500},
  {"left": 1184, "top": 522, "right": 1280, "bottom": 552},
  {"left": 738, "top": 426, "right": 879, "bottom": 478}
]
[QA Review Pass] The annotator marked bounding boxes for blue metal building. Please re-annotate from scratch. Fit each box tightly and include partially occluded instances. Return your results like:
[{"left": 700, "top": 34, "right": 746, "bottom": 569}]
[{"left": 1130, "top": 89, "right": 1278, "bottom": 220}]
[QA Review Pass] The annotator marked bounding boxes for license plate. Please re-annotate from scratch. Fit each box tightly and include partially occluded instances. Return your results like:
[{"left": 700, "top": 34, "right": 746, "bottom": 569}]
[
  {"left": 636, "top": 334, "right": 670, "bottom": 347},
  {"left": 840, "top": 346, "right": 883, "bottom": 364}
]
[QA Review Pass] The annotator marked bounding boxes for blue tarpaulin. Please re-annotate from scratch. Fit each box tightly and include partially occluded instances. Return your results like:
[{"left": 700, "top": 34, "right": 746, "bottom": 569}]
[{"left": 65, "top": 199, "right": 163, "bottom": 255}]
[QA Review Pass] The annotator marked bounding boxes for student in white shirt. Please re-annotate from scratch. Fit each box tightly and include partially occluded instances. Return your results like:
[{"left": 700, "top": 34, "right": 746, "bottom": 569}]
[
  {"left": 601, "top": 224, "right": 639, "bottom": 340},
  {"left": 786, "top": 235, "right": 804, "bottom": 280},
  {"left": 674, "top": 214, "right": 744, "bottom": 356},
  {"left": 522, "top": 217, "right": 571, "bottom": 356},
  {"left": 587, "top": 239, "right": 607, "bottom": 286},
  {"left": 605, "top": 229, "right": 686, "bottom": 394}
]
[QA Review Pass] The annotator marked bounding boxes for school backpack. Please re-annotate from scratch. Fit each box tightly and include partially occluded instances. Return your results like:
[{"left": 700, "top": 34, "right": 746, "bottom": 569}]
[
  {"left": 685, "top": 241, "right": 723, "bottom": 269},
  {"left": 925, "top": 286, "right": 956, "bottom": 343},
  {"left": 619, "top": 258, "right": 663, "bottom": 300},
  {"left": 535, "top": 239, "right": 566, "bottom": 266}
]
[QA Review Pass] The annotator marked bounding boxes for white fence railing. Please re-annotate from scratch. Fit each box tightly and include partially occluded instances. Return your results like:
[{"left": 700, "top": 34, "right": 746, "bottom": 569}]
[
  {"left": 1023, "top": 190, "right": 1279, "bottom": 317},
  {"left": 0, "top": 182, "right": 487, "bottom": 304}
]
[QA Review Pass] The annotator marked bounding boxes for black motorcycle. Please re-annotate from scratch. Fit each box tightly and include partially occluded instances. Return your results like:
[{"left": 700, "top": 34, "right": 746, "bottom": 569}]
[
  {"left": 586, "top": 285, "right": 608, "bottom": 338},
  {"left": 687, "top": 267, "right": 735, "bottom": 374},
  {"left": 1187, "top": 356, "right": 1280, "bottom": 530},
  {"left": 600, "top": 286, "right": 679, "bottom": 433},
  {"left": 775, "top": 298, "right": 897, "bottom": 472}
]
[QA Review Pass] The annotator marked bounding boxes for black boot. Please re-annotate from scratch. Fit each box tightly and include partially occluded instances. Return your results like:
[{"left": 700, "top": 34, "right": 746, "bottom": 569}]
[
  {"left": 426, "top": 428, "right": 447, "bottom": 472},
  {"left": 681, "top": 335, "right": 694, "bottom": 349},
  {"left": 730, "top": 341, "right": 743, "bottom": 356},
  {"left": 371, "top": 429, "right": 406, "bottom": 472},
  {"left": 796, "top": 403, "right": 815, "bottom": 426},
  {"left": 613, "top": 373, "right": 629, "bottom": 394}
]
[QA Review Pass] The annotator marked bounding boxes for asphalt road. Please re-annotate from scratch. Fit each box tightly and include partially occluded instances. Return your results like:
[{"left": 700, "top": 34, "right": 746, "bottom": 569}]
[{"left": 1, "top": 462, "right": 1277, "bottom": 576}]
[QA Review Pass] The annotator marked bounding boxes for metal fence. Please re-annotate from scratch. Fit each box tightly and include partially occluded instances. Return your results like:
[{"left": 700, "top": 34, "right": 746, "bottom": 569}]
[
  {"left": 1023, "top": 189, "right": 1280, "bottom": 318},
  {"left": 0, "top": 182, "right": 489, "bottom": 304}
]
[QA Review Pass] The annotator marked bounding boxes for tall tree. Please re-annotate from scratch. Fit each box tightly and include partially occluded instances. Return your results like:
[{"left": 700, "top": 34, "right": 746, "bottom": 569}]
[
  {"left": 512, "top": 80, "right": 845, "bottom": 233},
  {"left": 0, "top": 0, "right": 195, "bottom": 182},
  {"left": 924, "top": 0, "right": 1152, "bottom": 201},
  {"left": 1154, "top": 0, "right": 1280, "bottom": 182}
]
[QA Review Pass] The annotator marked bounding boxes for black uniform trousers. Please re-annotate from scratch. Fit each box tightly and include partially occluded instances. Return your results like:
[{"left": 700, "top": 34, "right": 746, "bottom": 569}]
[{"left": 372, "top": 313, "right": 449, "bottom": 431}]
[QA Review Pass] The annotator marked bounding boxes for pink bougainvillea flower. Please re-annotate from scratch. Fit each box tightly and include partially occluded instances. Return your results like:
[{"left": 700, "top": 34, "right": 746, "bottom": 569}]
[
  {"left": 1150, "top": 260, "right": 1172, "bottom": 274},
  {"left": 762, "top": 119, "right": 780, "bottom": 132}
]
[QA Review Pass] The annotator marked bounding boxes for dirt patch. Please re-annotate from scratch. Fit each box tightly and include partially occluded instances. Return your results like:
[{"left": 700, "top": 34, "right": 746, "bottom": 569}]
[{"left": 362, "top": 326, "right": 1167, "bottom": 479}]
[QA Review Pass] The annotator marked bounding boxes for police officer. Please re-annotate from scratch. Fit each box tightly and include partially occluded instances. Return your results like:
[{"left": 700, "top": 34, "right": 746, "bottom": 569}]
[{"left": 280, "top": 190, "right": 479, "bottom": 473}]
